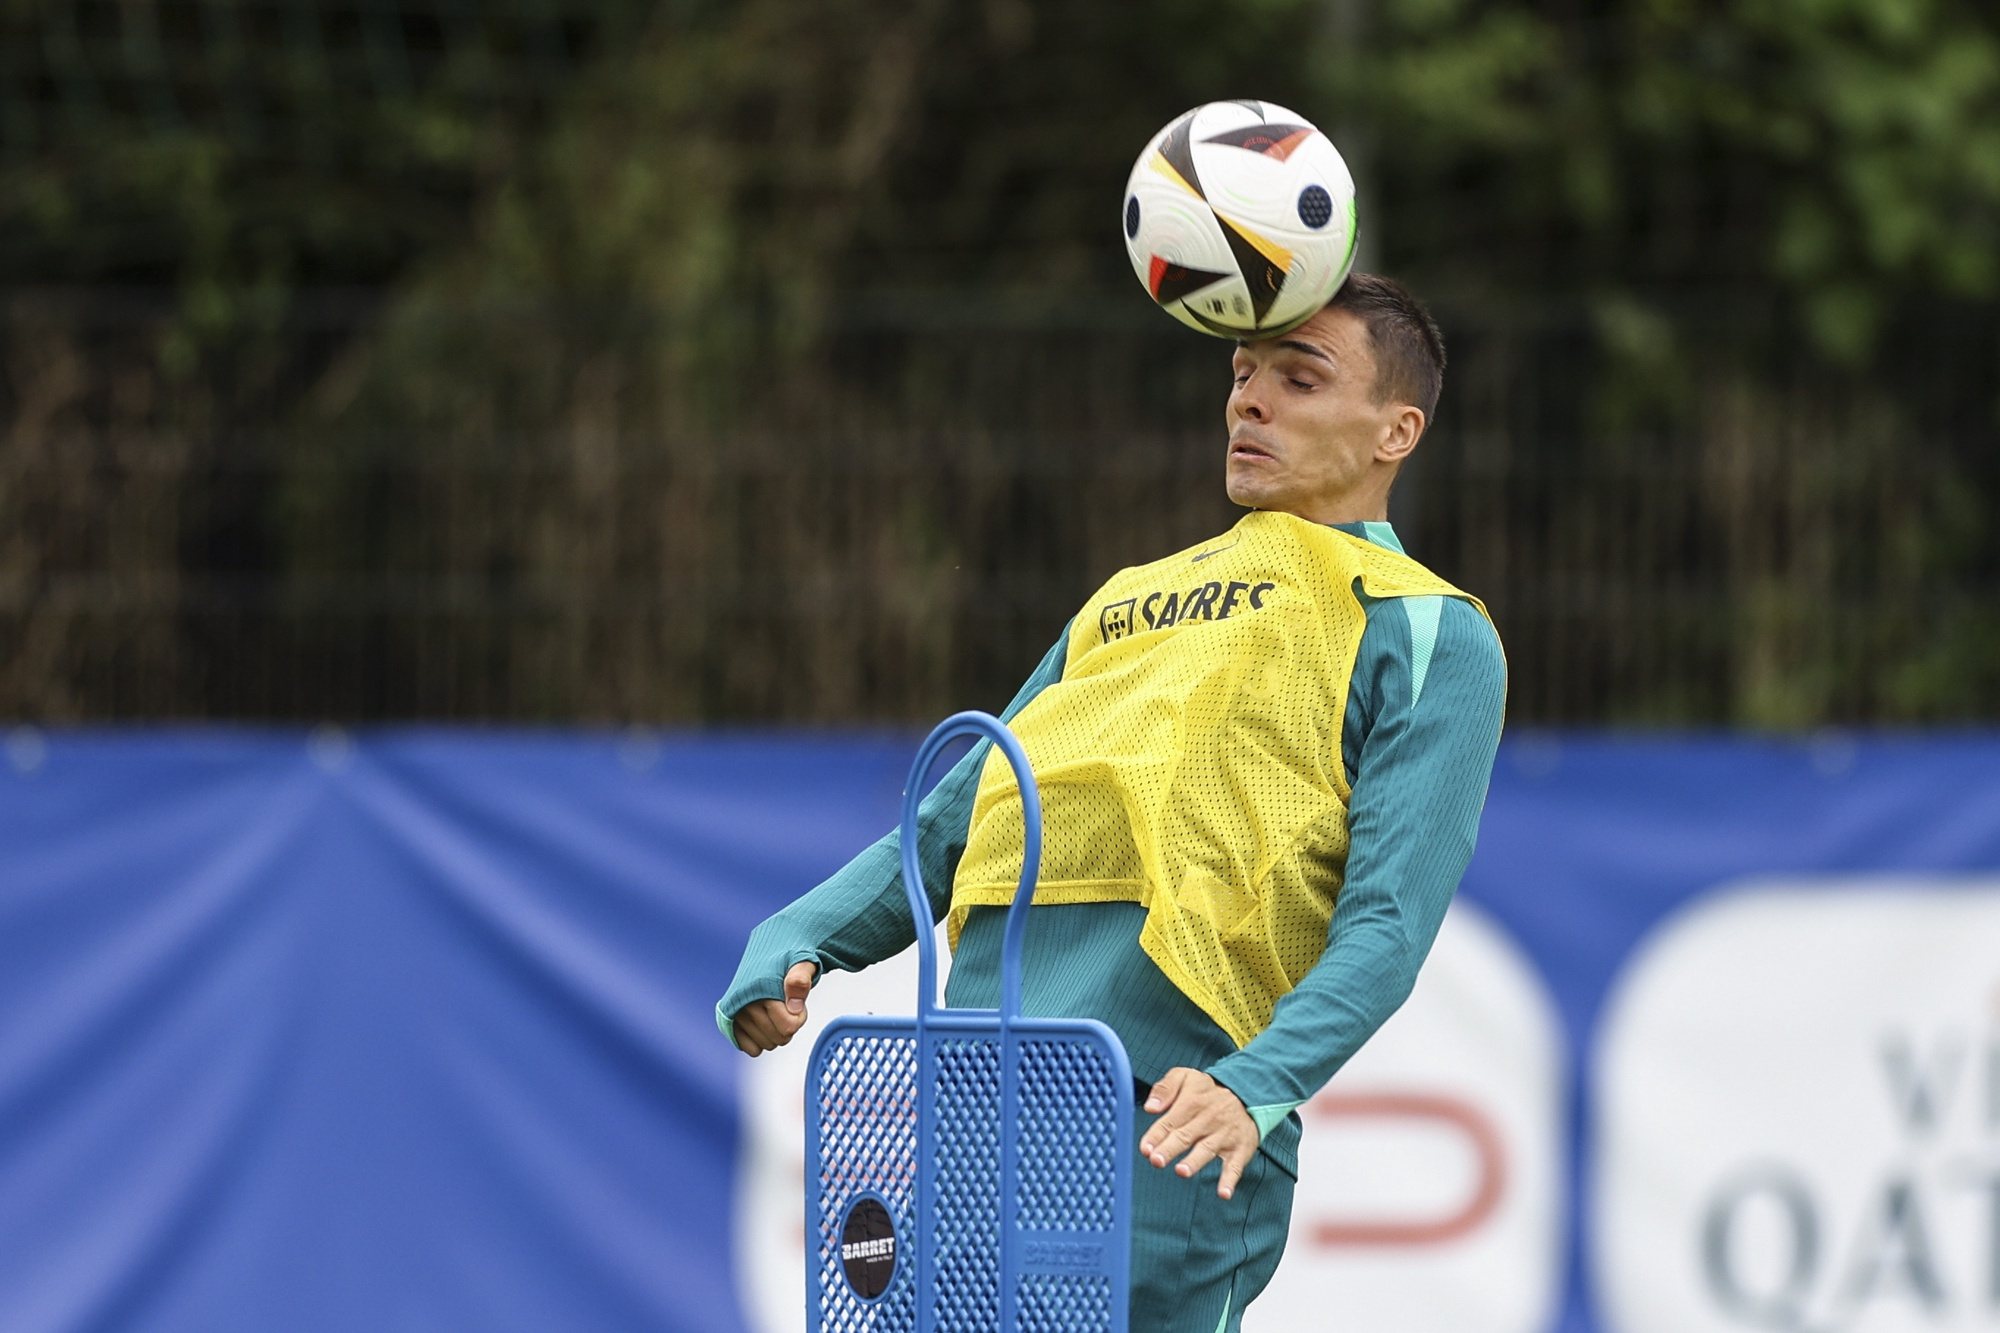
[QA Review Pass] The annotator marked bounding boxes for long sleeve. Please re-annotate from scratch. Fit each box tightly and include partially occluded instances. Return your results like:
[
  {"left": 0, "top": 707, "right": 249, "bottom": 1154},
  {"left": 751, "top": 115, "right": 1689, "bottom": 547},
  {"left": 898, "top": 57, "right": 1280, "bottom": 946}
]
[
  {"left": 714, "top": 625, "right": 1072, "bottom": 1045},
  {"left": 1204, "top": 595, "right": 1506, "bottom": 1136}
]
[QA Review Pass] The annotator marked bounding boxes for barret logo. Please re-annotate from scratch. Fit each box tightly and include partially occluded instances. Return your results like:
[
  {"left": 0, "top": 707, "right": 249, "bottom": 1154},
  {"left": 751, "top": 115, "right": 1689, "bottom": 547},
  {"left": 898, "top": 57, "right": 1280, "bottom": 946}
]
[
  {"left": 837, "top": 1195, "right": 897, "bottom": 1301},
  {"left": 1024, "top": 1239, "right": 1105, "bottom": 1271},
  {"left": 840, "top": 1237, "right": 894, "bottom": 1261}
]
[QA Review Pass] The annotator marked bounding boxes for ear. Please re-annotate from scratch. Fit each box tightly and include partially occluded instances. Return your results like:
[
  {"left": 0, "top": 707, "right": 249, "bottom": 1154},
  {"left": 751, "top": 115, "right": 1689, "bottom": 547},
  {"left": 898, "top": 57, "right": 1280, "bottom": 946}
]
[{"left": 1376, "top": 404, "right": 1426, "bottom": 465}]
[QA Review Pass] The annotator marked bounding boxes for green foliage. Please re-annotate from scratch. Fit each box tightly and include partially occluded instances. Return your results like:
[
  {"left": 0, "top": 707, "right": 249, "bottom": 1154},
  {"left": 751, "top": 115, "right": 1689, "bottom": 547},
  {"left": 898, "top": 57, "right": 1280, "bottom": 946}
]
[
  {"left": 3, "top": 0, "right": 1997, "bottom": 724},
  {"left": 1351, "top": 0, "right": 2000, "bottom": 357}
]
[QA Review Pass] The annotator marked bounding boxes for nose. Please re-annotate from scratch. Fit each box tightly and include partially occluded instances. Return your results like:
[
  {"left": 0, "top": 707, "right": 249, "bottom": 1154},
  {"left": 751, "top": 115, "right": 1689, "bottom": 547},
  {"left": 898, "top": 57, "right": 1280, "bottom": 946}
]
[{"left": 1231, "top": 371, "right": 1269, "bottom": 423}]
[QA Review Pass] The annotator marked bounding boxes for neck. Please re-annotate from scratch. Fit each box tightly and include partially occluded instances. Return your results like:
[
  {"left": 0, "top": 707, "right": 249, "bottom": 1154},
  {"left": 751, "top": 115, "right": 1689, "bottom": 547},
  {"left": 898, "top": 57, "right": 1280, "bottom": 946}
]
[
  {"left": 1266, "top": 489, "right": 1392, "bottom": 526},
  {"left": 1283, "top": 505, "right": 1389, "bottom": 525},
  {"left": 1277, "top": 470, "right": 1396, "bottom": 525}
]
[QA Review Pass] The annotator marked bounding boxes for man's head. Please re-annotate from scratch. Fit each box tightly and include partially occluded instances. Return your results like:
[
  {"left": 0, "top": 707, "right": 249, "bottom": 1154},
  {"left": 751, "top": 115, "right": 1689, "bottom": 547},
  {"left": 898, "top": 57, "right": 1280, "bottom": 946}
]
[{"left": 1223, "top": 272, "right": 1446, "bottom": 523}]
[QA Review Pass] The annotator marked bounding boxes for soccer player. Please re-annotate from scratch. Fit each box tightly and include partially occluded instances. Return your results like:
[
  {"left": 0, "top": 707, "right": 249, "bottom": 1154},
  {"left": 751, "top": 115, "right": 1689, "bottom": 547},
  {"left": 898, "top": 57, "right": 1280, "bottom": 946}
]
[{"left": 718, "top": 273, "right": 1507, "bottom": 1331}]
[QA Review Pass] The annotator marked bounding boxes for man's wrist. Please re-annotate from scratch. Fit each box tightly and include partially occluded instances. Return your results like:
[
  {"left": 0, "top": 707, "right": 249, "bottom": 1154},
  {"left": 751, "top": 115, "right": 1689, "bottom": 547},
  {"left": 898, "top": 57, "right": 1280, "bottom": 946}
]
[
  {"left": 1203, "top": 1068, "right": 1249, "bottom": 1109},
  {"left": 1203, "top": 1065, "right": 1300, "bottom": 1144}
]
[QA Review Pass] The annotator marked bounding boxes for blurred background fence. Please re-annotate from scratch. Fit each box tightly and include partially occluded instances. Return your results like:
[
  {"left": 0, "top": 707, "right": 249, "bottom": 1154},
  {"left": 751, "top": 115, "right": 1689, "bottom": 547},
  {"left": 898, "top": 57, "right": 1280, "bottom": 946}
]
[
  {"left": 6, "top": 295, "right": 1999, "bottom": 727},
  {"left": 4, "top": 0, "right": 1999, "bottom": 728}
]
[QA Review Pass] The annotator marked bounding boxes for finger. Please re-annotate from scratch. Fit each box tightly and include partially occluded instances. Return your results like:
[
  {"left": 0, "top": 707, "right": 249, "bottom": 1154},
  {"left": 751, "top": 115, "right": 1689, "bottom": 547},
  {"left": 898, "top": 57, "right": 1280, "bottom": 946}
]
[
  {"left": 1174, "top": 1137, "right": 1221, "bottom": 1180},
  {"left": 746, "top": 1001, "right": 785, "bottom": 1041},
  {"left": 1218, "top": 1145, "right": 1254, "bottom": 1201},
  {"left": 1141, "top": 1090, "right": 1205, "bottom": 1154},
  {"left": 736, "top": 1003, "right": 781, "bottom": 1051},
  {"left": 1143, "top": 1067, "right": 1189, "bottom": 1114},
  {"left": 1138, "top": 1112, "right": 1172, "bottom": 1162},
  {"left": 769, "top": 1000, "right": 812, "bottom": 1046},
  {"left": 1142, "top": 1117, "right": 1200, "bottom": 1168}
]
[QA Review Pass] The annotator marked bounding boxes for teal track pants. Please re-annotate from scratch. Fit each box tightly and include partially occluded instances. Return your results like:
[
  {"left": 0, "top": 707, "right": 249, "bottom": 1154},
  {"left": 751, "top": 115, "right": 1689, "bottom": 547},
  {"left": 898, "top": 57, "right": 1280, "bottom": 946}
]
[{"left": 1128, "top": 1141, "right": 1296, "bottom": 1331}]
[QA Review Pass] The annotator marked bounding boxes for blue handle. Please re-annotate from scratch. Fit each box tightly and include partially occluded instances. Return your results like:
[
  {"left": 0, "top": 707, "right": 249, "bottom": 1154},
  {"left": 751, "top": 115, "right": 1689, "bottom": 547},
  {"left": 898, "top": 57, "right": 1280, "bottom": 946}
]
[{"left": 898, "top": 710, "right": 1043, "bottom": 1019}]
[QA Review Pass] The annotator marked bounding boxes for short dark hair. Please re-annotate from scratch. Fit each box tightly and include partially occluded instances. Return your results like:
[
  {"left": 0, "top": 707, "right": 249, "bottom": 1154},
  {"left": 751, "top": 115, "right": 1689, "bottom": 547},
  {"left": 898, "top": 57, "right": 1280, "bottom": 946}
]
[{"left": 1327, "top": 272, "right": 1446, "bottom": 423}]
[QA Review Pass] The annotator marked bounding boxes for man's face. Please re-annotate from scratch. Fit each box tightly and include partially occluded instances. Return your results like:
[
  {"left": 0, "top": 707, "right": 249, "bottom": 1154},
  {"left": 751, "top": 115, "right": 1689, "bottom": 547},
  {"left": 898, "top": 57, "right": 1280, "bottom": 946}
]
[{"left": 1224, "top": 305, "right": 1402, "bottom": 521}]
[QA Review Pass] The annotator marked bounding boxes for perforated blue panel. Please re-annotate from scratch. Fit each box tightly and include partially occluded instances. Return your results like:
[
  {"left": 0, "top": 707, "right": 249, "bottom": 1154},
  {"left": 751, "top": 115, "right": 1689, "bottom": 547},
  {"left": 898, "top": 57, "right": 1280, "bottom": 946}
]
[
  {"left": 931, "top": 1038, "right": 1001, "bottom": 1331},
  {"left": 1015, "top": 1039, "right": 1121, "bottom": 1232},
  {"left": 803, "top": 712, "right": 1131, "bottom": 1332},
  {"left": 1017, "top": 1274, "right": 1117, "bottom": 1333},
  {"left": 810, "top": 1033, "right": 919, "bottom": 1332},
  {"left": 807, "top": 1021, "right": 1130, "bottom": 1333}
]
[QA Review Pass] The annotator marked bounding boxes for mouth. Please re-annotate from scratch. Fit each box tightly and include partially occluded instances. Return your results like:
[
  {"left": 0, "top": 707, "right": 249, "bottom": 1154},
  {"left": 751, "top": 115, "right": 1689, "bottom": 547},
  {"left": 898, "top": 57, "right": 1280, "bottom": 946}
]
[{"left": 1228, "top": 435, "right": 1275, "bottom": 462}]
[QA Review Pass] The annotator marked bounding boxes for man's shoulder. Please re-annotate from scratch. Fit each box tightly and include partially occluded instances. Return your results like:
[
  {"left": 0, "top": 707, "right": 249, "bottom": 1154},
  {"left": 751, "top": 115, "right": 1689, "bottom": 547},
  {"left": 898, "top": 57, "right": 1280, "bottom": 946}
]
[
  {"left": 1356, "top": 589, "right": 1506, "bottom": 692},
  {"left": 1433, "top": 594, "right": 1505, "bottom": 668}
]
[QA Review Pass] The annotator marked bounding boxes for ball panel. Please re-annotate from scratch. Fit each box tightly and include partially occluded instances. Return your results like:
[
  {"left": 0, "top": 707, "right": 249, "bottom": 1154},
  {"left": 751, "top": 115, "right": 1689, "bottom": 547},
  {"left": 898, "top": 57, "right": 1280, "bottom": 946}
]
[
  {"left": 1190, "top": 136, "right": 1352, "bottom": 231},
  {"left": 1197, "top": 121, "right": 1314, "bottom": 159},
  {"left": 1149, "top": 257, "right": 1234, "bottom": 307},
  {"left": 1213, "top": 215, "right": 1292, "bottom": 326},
  {"left": 1123, "top": 176, "right": 1235, "bottom": 283},
  {"left": 1166, "top": 273, "right": 1258, "bottom": 335},
  {"left": 1247, "top": 196, "right": 1360, "bottom": 336},
  {"left": 1153, "top": 110, "right": 1208, "bottom": 204}
]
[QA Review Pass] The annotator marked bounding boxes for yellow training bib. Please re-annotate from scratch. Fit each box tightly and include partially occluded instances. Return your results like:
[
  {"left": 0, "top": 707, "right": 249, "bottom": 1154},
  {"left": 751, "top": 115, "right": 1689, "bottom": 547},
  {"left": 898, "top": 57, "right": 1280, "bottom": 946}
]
[{"left": 951, "top": 510, "right": 1483, "bottom": 1048}]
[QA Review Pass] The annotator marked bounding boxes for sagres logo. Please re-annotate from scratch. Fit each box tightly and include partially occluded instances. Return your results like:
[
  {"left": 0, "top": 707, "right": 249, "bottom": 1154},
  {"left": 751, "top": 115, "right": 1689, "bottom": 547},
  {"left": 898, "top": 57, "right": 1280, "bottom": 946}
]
[
  {"left": 1595, "top": 880, "right": 2000, "bottom": 1333},
  {"left": 1096, "top": 580, "right": 1277, "bottom": 642},
  {"left": 1247, "top": 900, "right": 1565, "bottom": 1333}
]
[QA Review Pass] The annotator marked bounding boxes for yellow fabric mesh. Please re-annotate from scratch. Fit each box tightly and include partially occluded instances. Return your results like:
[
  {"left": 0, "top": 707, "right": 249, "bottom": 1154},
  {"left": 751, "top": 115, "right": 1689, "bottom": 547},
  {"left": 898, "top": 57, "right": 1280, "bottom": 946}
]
[{"left": 951, "top": 511, "right": 1481, "bottom": 1048}]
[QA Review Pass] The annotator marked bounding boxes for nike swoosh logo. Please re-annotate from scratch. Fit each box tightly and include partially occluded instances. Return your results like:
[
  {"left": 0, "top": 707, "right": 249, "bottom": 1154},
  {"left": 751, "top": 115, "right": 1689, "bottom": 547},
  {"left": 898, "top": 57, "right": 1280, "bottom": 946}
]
[{"left": 1192, "top": 541, "right": 1238, "bottom": 563}]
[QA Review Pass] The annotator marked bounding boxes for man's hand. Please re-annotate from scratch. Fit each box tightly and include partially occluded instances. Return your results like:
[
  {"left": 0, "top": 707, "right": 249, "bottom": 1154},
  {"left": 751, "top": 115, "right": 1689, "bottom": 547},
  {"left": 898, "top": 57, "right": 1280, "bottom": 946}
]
[
  {"left": 1139, "top": 1067, "right": 1258, "bottom": 1200},
  {"left": 731, "top": 960, "right": 818, "bottom": 1056}
]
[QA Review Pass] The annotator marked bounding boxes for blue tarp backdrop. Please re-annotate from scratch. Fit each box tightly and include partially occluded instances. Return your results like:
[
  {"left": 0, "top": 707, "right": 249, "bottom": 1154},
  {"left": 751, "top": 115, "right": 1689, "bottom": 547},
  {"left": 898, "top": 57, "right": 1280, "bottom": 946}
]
[{"left": 2, "top": 730, "right": 1997, "bottom": 1332}]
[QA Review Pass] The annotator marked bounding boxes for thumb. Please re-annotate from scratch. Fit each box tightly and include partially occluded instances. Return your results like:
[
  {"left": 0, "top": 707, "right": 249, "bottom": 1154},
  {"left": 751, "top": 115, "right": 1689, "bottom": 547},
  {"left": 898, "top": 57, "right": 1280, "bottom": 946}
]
[{"left": 783, "top": 960, "right": 817, "bottom": 1015}]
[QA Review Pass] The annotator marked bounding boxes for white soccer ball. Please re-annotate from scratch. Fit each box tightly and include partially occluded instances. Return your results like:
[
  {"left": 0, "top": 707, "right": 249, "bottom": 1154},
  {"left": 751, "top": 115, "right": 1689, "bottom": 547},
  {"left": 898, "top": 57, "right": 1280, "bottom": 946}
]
[{"left": 1122, "top": 100, "right": 1358, "bottom": 339}]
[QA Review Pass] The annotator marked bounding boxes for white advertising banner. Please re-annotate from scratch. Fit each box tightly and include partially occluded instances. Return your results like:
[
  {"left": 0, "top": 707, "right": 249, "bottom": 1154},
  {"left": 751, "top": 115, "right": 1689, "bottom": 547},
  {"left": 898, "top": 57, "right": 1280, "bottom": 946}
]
[
  {"left": 1245, "top": 899, "right": 1566, "bottom": 1332},
  {"left": 1594, "top": 879, "right": 2000, "bottom": 1333}
]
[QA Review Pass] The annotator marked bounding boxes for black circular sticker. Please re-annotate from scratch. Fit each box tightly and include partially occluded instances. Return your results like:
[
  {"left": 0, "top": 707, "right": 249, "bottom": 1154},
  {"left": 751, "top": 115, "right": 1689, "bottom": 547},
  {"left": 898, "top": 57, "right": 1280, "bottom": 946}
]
[{"left": 838, "top": 1195, "right": 897, "bottom": 1300}]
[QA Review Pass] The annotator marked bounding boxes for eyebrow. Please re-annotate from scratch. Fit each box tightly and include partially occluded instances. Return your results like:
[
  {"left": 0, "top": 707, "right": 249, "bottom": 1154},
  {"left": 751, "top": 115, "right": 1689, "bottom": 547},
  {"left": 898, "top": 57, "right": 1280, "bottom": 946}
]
[{"left": 1235, "top": 338, "right": 1336, "bottom": 367}]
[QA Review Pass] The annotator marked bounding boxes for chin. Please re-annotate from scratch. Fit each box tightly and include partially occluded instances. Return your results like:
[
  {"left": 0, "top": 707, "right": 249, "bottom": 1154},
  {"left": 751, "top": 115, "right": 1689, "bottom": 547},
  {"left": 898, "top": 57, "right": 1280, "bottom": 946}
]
[{"left": 1225, "top": 477, "right": 1274, "bottom": 510}]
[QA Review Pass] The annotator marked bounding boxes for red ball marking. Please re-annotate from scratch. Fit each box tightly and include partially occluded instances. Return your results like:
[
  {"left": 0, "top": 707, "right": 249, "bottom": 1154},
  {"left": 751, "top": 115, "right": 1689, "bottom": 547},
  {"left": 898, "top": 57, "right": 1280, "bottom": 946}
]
[{"left": 1266, "top": 128, "right": 1314, "bottom": 162}]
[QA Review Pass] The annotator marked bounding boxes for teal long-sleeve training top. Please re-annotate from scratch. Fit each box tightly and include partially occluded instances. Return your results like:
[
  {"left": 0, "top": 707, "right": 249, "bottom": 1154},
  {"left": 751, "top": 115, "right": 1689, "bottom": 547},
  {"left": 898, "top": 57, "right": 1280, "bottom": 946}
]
[{"left": 717, "top": 520, "right": 1507, "bottom": 1175}]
